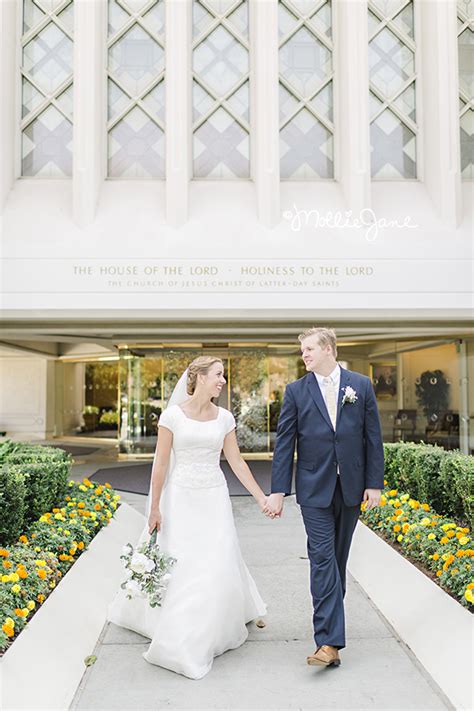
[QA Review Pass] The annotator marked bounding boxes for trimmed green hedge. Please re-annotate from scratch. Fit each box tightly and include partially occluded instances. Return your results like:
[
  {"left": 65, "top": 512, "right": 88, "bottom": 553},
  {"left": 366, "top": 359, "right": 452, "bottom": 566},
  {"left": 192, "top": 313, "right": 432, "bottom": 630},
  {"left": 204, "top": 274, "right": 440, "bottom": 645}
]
[
  {"left": 0, "top": 441, "right": 72, "bottom": 546},
  {"left": 384, "top": 442, "right": 473, "bottom": 529}
]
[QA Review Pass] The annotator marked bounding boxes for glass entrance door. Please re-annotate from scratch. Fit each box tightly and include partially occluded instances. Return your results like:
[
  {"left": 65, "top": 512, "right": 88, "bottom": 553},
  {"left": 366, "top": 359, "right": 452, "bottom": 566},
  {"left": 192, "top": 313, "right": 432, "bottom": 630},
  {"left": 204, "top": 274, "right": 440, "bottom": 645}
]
[{"left": 118, "top": 344, "right": 303, "bottom": 455}]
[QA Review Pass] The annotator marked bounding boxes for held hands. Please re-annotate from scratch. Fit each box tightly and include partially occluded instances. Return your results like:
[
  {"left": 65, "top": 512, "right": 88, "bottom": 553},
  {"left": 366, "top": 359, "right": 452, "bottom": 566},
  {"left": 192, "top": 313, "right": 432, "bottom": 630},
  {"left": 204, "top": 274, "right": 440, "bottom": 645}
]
[
  {"left": 148, "top": 507, "right": 162, "bottom": 535},
  {"left": 362, "top": 488, "right": 381, "bottom": 511},
  {"left": 260, "top": 493, "right": 284, "bottom": 519}
]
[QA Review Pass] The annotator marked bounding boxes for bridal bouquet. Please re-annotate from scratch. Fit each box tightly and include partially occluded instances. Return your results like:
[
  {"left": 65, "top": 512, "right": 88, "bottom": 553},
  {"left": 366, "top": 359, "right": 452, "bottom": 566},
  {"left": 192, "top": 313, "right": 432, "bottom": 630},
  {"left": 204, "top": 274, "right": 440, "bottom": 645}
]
[{"left": 120, "top": 529, "right": 177, "bottom": 608}]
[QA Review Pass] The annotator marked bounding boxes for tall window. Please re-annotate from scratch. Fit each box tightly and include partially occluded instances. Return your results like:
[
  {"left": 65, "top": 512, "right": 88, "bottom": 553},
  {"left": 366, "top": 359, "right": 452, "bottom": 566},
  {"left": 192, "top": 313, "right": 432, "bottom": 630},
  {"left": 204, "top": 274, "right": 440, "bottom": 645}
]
[
  {"left": 107, "top": 0, "right": 165, "bottom": 178},
  {"left": 278, "top": 0, "right": 334, "bottom": 180},
  {"left": 457, "top": 0, "right": 474, "bottom": 179},
  {"left": 192, "top": 0, "right": 250, "bottom": 179},
  {"left": 368, "top": 0, "right": 417, "bottom": 179},
  {"left": 21, "top": 0, "right": 74, "bottom": 177}
]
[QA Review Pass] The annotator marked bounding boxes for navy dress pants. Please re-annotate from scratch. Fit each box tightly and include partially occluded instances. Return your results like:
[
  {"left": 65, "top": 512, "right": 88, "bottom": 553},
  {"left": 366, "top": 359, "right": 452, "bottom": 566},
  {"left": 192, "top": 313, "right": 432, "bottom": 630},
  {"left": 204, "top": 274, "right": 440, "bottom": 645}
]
[{"left": 300, "top": 477, "right": 361, "bottom": 650}]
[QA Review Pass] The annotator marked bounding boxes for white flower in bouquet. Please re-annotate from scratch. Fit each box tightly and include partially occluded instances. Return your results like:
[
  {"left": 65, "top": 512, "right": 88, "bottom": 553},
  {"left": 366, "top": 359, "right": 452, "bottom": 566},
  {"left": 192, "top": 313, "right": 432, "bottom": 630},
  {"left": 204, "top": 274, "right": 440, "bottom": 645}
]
[
  {"left": 125, "top": 579, "right": 144, "bottom": 598},
  {"left": 120, "top": 530, "right": 177, "bottom": 608},
  {"left": 130, "top": 552, "right": 155, "bottom": 574}
]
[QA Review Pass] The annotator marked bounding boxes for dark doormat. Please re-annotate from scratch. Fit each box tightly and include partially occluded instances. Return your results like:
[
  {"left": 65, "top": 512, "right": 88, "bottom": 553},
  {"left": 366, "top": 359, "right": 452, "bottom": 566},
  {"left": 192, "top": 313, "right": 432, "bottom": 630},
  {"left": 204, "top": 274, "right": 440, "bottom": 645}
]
[{"left": 89, "top": 460, "right": 295, "bottom": 496}]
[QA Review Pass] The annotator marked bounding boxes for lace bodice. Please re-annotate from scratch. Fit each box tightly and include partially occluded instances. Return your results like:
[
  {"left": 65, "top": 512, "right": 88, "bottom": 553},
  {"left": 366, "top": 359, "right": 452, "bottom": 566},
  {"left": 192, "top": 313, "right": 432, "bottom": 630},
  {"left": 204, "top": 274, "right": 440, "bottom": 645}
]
[{"left": 158, "top": 405, "right": 236, "bottom": 488}]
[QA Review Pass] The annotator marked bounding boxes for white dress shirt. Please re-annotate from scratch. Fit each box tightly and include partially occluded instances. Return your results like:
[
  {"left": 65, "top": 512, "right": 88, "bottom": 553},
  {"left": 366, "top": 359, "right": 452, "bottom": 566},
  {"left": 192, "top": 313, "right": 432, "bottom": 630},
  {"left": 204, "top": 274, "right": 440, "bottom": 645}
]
[
  {"left": 315, "top": 363, "right": 341, "bottom": 476},
  {"left": 314, "top": 363, "right": 341, "bottom": 411}
]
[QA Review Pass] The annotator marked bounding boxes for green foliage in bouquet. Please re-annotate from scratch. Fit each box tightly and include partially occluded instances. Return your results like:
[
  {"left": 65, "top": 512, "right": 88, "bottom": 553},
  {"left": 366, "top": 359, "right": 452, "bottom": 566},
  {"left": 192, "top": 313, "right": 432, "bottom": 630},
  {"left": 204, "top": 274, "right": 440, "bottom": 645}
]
[{"left": 120, "top": 528, "right": 177, "bottom": 608}]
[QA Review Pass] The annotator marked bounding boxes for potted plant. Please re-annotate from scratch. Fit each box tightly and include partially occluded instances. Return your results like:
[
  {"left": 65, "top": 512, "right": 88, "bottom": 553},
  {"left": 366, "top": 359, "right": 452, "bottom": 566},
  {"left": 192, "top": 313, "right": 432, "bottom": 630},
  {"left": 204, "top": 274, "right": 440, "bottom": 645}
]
[
  {"left": 415, "top": 370, "right": 449, "bottom": 427},
  {"left": 82, "top": 405, "right": 100, "bottom": 432}
]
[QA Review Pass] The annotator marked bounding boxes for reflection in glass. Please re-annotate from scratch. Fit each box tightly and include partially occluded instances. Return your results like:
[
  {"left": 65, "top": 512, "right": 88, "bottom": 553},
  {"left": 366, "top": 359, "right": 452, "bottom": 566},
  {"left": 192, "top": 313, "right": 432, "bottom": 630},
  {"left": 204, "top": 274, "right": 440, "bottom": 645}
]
[{"left": 229, "top": 351, "right": 268, "bottom": 453}]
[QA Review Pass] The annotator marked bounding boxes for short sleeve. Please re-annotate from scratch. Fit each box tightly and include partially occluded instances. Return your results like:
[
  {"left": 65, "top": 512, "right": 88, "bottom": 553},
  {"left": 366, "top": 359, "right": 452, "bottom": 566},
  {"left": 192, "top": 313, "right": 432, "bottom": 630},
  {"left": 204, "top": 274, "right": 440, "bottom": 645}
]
[
  {"left": 224, "top": 409, "right": 236, "bottom": 435},
  {"left": 158, "top": 406, "right": 175, "bottom": 432}
]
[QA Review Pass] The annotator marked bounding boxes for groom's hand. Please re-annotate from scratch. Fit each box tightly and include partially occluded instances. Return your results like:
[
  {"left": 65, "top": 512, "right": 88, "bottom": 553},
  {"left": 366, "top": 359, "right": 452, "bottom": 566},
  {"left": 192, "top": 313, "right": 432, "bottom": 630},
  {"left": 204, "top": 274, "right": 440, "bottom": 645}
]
[
  {"left": 362, "top": 488, "right": 381, "bottom": 511},
  {"left": 265, "top": 493, "right": 284, "bottom": 518}
]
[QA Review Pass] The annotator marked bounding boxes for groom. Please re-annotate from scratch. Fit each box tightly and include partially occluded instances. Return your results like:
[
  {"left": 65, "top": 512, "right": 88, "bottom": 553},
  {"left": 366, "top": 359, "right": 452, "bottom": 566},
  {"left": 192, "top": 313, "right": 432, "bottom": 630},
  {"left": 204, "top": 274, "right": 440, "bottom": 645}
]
[{"left": 267, "top": 327, "right": 384, "bottom": 667}]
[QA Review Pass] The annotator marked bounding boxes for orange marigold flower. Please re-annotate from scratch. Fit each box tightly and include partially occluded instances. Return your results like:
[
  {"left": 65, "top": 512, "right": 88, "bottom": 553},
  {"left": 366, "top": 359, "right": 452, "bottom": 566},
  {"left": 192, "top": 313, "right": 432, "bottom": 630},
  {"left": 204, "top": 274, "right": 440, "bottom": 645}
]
[
  {"left": 436, "top": 570, "right": 442, "bottom": 577},
  {"left": 432, "top": 553, "right": 440, "bottom": 561},
  {"left": 3, "top": 560, "right": 12, "bottom": 569},
  {"left": 19, "top": 535, "right": 28, "bottom": 544},
  {"left": 2, "top": 623, "right": 14, "bottom": 637},
  {"left": 446, "top": 531, "right": 455, "bottom": 539},
  {"left": 421, "top": 503, "right": 430, "bottom": 511},
  {"left": 78, "top": 542, "right": 85, "bottom": 550},
  {"left": 37, "top": 569, "right": 47, "bottom": 579},
  {"left": 83, "top": 477, "right": 92, "bottom": 487},
  {"left": 440, "top": 536, "right": 449, "bottom": 544},
  {"left": 0, "top": 549, "right": 10, "bottom": 557},
  {"left": 37, "top": 593, "right": 46, "bottom": 603},
  {"left": 18, "top": 569, "right": 28, "bottom": 579},
  {"left": 456, "top": 550, "right": 465, "bottom": 558},
  {"left": 94, "top": 503, "right": 101, "bottom": 511},
  {"left": 393, "top": 525, "right": 401, "bottom": 533},
  {"left": 105, "top": 482, "right": 112, "bottom": 489},
  {"left": 77, "top": 502, "right": 85, "bottom": 509}
]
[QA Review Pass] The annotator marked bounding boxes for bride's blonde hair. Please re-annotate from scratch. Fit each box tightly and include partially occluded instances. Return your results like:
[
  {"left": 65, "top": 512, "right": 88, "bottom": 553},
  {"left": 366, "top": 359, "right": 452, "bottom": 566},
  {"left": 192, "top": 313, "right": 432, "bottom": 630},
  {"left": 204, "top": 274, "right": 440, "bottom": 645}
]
[{"left": 186, "top": 356, "right": 224, "bottom": 395}]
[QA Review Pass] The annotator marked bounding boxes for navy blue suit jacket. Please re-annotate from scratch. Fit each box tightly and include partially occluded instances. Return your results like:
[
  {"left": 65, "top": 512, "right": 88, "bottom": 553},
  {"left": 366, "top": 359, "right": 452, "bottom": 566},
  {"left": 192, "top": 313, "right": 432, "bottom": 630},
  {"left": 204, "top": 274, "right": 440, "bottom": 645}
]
[{"left": 271, "top": 368, "right": 384, "bottom": 507}]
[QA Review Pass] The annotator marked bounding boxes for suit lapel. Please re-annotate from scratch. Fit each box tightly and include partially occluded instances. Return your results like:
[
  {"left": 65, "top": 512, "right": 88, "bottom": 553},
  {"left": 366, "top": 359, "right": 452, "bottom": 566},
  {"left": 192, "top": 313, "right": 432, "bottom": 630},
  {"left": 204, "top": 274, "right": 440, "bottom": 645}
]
[
  {"left": 336, "top": 367, "right": 351, "bottom": 429},
  {"left": 306, "top": 373, "right": 333, "bottom": 431}
]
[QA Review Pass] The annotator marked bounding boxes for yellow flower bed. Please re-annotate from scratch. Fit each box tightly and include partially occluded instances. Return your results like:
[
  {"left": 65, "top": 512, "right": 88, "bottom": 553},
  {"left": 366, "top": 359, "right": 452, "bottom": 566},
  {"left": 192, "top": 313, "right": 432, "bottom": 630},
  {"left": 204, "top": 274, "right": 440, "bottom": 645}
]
[
  {"left": 0, "top": 478, "right": 120, "bottom": 652},
  {"left": 361, "top": 483, "right": 473, "bottom": 609}
]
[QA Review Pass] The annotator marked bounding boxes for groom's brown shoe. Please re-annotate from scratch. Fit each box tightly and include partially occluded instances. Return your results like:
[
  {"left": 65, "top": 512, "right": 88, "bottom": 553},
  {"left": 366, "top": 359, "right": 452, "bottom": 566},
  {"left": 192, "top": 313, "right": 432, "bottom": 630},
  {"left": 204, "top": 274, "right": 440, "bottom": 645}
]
[{"left": 307, "top": 645, "right": 341, "bottom": 667}]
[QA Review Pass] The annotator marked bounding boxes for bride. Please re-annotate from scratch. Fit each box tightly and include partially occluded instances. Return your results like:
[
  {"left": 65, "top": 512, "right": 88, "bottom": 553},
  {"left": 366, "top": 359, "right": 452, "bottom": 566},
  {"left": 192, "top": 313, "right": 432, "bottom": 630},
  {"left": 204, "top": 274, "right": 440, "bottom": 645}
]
[{"left": 107, "top": 356, "right": 271, "bottom": 679}]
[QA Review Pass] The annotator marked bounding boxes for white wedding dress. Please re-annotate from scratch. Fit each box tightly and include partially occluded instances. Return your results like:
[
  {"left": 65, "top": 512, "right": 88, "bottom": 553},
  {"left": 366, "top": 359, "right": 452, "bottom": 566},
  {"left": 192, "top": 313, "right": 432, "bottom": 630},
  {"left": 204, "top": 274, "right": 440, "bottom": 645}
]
[{"left": 107, "top": 403, "right": 267, "bottom": 680}]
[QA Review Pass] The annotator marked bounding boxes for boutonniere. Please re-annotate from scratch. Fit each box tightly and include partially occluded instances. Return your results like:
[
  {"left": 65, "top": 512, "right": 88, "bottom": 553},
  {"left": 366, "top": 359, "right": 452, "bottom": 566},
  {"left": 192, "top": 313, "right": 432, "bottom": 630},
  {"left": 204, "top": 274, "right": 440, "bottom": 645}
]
[{"left": 341, "top": 386, "right": 358, "bottom": 406}]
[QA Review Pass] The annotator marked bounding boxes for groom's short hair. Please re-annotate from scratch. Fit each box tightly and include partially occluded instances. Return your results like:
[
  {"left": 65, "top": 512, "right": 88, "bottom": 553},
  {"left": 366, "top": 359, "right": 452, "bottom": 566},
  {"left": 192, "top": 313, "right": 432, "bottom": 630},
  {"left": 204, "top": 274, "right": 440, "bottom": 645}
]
[{"left": 298, "top": 327, "right": 337, "bottom": 357}]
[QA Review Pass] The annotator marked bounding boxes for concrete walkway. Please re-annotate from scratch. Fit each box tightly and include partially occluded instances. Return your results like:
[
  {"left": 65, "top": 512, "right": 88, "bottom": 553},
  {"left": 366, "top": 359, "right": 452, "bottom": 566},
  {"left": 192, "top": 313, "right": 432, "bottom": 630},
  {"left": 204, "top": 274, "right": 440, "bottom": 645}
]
[{"left": 70, "top": 489, "right": 452, "bottom": 711}]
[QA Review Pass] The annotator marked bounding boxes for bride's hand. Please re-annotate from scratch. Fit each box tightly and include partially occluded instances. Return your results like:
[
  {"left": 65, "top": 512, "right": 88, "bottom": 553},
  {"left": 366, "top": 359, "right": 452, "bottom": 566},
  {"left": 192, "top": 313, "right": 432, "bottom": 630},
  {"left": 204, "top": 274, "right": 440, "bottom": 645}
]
[
  {"left": 258, "top": 495, "right": 272, "bottom": 516},
  {"left": 148, "top": 508, "right": 162, "bottom": 535}
]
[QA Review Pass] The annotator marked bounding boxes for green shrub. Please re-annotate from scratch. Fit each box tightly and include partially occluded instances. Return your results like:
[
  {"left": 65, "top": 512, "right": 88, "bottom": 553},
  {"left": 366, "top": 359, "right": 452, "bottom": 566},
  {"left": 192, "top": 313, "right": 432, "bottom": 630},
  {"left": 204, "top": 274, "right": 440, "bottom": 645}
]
[
  {"left": 0, "top": 441, "right": 72, "bottom": 545},
  {"left": 413, "top": 445, "right": 449, "bottom": 513},
  {"left": 439, "top": 453, "right": 474, "bottom": 529},
  {"left": 0, "top": 466, "right": 27, "bottom": 545},
  {"left": 383, "top": 442, "right": 473, "bottom": 527}
]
